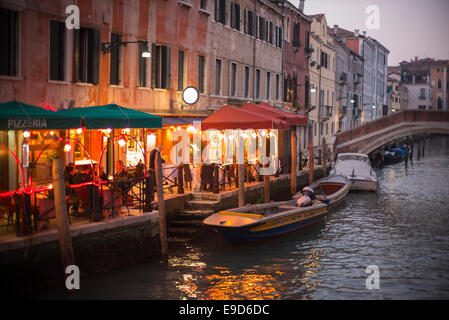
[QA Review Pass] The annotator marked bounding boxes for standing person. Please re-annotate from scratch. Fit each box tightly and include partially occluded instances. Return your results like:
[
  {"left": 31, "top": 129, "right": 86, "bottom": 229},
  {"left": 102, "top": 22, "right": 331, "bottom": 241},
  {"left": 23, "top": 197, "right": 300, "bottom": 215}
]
[
  {"left": 149, "top": 145, "right": 165, "bottom": 199},
  {"left": 149, "top": 145, "right": 165, "bottom": 171}
]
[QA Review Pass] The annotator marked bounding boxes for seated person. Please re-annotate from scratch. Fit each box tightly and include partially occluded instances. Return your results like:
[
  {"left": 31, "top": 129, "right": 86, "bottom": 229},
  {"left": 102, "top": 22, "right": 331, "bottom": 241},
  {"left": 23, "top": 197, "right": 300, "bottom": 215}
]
[
  {"left": 114, "top": 160, "right": 129, "bottom": 190},
  {"left": 97, "top": 164, "right": 108, "bottom": 181},
  {"left": 296, "top": 187, "right": 327, "bottom": 207}
]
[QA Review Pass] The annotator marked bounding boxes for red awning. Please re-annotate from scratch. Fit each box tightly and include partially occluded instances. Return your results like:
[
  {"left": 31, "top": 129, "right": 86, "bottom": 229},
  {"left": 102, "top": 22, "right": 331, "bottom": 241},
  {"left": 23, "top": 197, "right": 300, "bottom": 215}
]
[
  {"left": 201, "top": 105, "right": 289, "bottom": 130},
  {"left": 251, "top": 103, "right": 308, "bottom": 126}
]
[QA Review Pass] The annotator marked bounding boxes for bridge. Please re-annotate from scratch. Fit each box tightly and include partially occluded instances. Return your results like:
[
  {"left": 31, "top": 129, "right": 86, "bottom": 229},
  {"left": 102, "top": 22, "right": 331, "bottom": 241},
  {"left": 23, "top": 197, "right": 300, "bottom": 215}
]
[{"left": 333, "top": 110, "right": 449, "bottom": 155}]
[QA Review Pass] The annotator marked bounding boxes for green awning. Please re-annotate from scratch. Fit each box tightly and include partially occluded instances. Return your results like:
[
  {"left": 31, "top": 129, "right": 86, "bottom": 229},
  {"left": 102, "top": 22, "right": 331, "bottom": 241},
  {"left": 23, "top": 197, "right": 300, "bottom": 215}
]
[
  {"left": 0, "top": 100, "right": 82, "bottom": 130},
  {"left": 56, "top": 104, "right": 162, "bottom": 129}
]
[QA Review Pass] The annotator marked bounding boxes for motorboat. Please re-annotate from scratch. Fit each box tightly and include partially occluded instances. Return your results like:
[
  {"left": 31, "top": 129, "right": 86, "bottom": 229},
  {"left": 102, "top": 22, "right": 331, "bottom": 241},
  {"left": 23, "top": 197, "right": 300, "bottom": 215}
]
[
  {"left": 202, "top": 175, "right": 350, "bottom": 242},
  {"left": 330, "top": 153, "right": 378, "bottom": 191}
]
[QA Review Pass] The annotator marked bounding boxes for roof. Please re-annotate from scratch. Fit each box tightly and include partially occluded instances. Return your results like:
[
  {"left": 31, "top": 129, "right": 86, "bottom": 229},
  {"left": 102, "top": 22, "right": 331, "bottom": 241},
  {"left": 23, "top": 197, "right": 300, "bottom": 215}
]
[
  {"left": 201, "top": 105, "right": 290, "bottom": 130},
  {"left": 56, "top": 104, "right": 162, "bottom": 129},
  {"left": 0, "top": 100, "right": 82, "bottom": 130}
]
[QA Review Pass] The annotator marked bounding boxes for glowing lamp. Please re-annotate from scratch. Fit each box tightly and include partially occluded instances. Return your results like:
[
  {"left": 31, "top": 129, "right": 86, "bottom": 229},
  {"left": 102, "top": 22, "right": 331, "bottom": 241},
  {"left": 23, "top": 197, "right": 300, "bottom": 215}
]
[
  {"left": 23, "top": 131, "right": 30, "bottom": 138},
  {"left": 64, "top": 143, "right": 72, "bottom": 152},
  {"left": 118, "top": 139, "right": 127, "bottom": 147},
  {"left": 76, "top": 128, "right": 83, "bottom": 134},
  {"left": 48, "top": 184, "right": 53, "bottom": 190}
]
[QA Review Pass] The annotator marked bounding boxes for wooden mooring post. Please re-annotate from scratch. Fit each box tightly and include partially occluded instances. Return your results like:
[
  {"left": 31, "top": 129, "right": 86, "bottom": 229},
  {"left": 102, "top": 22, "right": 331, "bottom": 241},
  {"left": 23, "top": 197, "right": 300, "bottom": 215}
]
[
  {"left": 291, "top": 129, "right": 297, "bottom": 196},
  {"left": 321, "top": 137, "right": 327, "bottom": 177},
  {"left": 52, "top": 158, "right": 75, "bottom": 273},
  {"left": 238, "top": 164, "right": 245, "bottom": 207},
  {"left": 308, "top": 141, "right": 314, "bottom": 185},
  {"left": 155, "top": 152, "right": 168, "bottom": 265}
]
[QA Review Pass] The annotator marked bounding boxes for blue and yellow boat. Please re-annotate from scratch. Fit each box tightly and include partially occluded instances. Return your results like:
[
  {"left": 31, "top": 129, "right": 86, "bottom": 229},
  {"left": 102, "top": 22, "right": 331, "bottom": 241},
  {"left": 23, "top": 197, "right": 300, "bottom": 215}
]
[{"left": 203, "top": 175, "right": 350, "bottom": 242}]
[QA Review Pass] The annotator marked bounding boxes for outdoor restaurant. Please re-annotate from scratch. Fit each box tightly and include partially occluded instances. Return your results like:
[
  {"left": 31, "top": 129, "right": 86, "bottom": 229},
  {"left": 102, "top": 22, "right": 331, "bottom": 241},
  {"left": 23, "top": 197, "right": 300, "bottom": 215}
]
[{"left": 0, "top": 100, "right": 307, "bottom": 239}]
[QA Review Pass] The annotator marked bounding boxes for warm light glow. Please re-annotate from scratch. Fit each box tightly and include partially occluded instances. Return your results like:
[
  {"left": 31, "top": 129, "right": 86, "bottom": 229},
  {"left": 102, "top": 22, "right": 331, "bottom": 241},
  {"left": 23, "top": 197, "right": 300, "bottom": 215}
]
[
  {"left": 141, "top": 51, "right": 151, "bottom": 58},
  {"left": 48, "top": 184, "right": 53, "bottom": 190},
  {"left": 118, "top": 139, "right": 127, "bottom": 147},
  {"left": 310, "top": 87, "right": 316, "bottom": 93},
  {"left": 106, "top": 128, "right": 112, "bottom": 134},
  {"left": 76, "top": 128, "right": 83, "bottom": 134},
  {"left": 108, "top": 175, "right": 113, "bottom": 180},
  {"left": 23, "top": 131, "right": 30, "bottom": 138},
  {"left": 64, "top": 143, "right": 72, "bottom": 152},
  {"left": 49, "top": 131, "right": 55, "bottom": 136},
  {"left": 124, "top": 128, "right": 130, "bottom": 134},
  {"left": 187, "top": 125, "right": 195, "bottom": 133},
  {"left": 260, "top": 130, "right": 267, "bottom": 137}
]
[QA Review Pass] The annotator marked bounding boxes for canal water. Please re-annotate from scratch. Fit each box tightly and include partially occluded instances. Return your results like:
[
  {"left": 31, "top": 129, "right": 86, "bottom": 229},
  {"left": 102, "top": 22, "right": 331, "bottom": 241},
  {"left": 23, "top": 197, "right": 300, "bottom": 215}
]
[{"left": 44, "top": 136, "right": 449, "bottom": 299}]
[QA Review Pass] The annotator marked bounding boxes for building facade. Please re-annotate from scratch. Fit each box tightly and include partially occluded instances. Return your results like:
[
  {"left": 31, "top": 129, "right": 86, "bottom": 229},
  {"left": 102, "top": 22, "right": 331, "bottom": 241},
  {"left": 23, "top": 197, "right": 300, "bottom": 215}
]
[
  {"left": 308, "top": 14, "right": 336, "bottom": 148},
  {"left": 399, "top": 57, "right": 449, "bottom": 110},
  {"left": 331, "top": 26, "right": 363, "bottom": 131}
]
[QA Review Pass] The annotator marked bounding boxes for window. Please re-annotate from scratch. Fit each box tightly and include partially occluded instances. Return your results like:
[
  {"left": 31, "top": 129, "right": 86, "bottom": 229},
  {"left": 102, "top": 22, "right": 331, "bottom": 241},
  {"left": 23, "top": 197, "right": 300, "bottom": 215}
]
[
  {"left": 215, "top": 0, "right": 227, "bottom": 25},
  {"left": 244, "top": 9, "right": 255, "bottom": 36},
  {"left": 255, "top": 69, "right": 260, "bottom": 99},
  {"left": 198, "top": 55, "right": 205, "bottom": 93},
  {"left": 151, "top": 44, "right": 170, "bottom": 89},
  {"left": 244, "top": 66, "right": 249, "bottom": 98},
  {"left": 138, "top": 41, "right": 148, "bottom": 87},
  {"left": 0, "top": 8, "right": 19, "bottom": 77},
  {"left": 266, "top": 72, "right": 270, "bottom": 99},
  {"left": 230, "top": 62, "right": 237, "bottom": 97},
  {"left": 177, "top": 50, "right": 185, "bottom": 91},
  {"left": 292, "top": 22, "right": 300, "bottom": 47},
  {"left": 419, "top": 88, "right": 426, "bottom": 99},
  {"left": 50, "top": 20, "right": 66, "bottom": 81},
  {"left": 437, "top": 97, "right": 443, "bottom": 110},
  {"left": 266, "top": 20, "right": 273, "bottom": 44},
  {"left": 275, "top": 74, "right": 280, "bottom": 100},
  {"left": 215, "top": 59, "right": 222, "bottom": 95},
  {"left": 438, "top": 79, "right": 442, "bottom": 89},
  {"left": 109, "top": 33, "right": 122, "bottom": 85},
  {"left": 418, "top": 105, "right": 426, "bottom": 110},
  {"left": 200, "top": 0, "right": 208, "bottom": 10},
  {"left": 230, "top": 2, "right": 240, "bottom": 31},
  {"left": 257, "top": 15, "right": 265, "bottom": 40},
  {"left": 74, "top": 27, "right": 100, "bottom": 84},
  {"left": 275, "top": 25, "right": 283, "bottom": 48},
  {"left": 285, "top": 16, "right": 290, "bottom": 41}
]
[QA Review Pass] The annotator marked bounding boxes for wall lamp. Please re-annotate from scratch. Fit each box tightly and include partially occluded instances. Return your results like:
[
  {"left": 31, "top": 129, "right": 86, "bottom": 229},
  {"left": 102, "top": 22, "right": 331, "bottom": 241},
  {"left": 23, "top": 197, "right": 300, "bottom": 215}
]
[{"left": 101, "top": 40, "right": 151, "bottom": 57}]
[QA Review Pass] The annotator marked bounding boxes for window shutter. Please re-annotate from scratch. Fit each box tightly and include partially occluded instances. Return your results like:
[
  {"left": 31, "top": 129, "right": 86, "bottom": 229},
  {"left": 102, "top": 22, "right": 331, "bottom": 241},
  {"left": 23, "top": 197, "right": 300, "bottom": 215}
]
[
  {"left": 235, "top": 3, "right": 240, "bottom": 30},
  {"left": 215, "top": 0, "right": 219, "bottom": 21},
  {"left": 73, "top": 28, "right": 80, "bottom": 82},
  {"left": 151, "top": 43, "right": 157, "bottom": 88},
  {"left": 88, "top": 28, "right": 100, "bottom": 84},
  {"left": 165, "top": 46, "right": 171, "bottom": 89}
]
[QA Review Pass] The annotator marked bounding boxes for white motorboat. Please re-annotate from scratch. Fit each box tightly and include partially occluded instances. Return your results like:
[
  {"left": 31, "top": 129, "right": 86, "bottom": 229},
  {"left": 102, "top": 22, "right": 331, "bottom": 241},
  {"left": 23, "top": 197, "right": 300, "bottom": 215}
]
[{"left": 330, "top": 153, "right": 378, "bottom": 191}]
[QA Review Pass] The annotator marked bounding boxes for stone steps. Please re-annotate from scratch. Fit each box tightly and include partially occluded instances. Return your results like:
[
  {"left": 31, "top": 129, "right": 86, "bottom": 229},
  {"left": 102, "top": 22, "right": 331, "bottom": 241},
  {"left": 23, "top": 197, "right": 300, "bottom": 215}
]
[{"left": 185, "top": 199, "right": 221, "bottom": 210}]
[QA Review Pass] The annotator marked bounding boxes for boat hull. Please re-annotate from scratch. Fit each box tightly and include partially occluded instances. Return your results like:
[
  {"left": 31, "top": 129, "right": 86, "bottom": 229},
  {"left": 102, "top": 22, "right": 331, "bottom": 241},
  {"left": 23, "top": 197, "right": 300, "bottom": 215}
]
[
  {"left": 349, "top": 178, "right": 378, "bottom": 191},
  {"left": 207, "top": 205, "right": 328, "bottom": 243}
]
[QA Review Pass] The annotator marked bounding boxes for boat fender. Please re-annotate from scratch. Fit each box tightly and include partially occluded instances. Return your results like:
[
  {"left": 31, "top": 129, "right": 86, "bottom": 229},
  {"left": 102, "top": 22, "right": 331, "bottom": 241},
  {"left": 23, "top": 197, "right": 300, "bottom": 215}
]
[{"left": 296, "top": 195, "right": 312, "bottom": 207}]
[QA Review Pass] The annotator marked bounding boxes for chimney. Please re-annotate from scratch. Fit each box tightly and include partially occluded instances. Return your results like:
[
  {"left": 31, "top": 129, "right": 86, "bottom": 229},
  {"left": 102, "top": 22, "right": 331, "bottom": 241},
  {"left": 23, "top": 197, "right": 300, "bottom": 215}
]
[
  {"left": 362, "top": 31, "right": 367, "bottom": 37},
  {"left": 333, "top": 24, "right": 338, "bottom": 34},
  {"left": 354, "top": 29, "right": 360, "bottom": 37},
  {"left": 299, "top": 0, "right": 305, "bottom": 12},
  {"left": 415, "top": 56, "right": 418, "bottom": 62}
]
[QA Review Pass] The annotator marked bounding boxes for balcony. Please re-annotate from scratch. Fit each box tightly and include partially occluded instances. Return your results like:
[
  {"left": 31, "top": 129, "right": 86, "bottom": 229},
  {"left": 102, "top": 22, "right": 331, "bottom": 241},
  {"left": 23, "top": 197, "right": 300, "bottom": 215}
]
[
  {"left": 419, "top": 95, "right": 426, "bottom": 100},
  {"left": 339, "top": 73, "right": 347, "bottom": 85}
]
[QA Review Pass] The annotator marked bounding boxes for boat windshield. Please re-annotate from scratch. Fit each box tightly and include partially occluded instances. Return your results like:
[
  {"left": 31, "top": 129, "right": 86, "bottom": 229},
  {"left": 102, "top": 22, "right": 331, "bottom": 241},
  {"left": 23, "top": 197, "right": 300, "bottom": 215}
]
[{"left": 337, "top": 154, "right": 369, "bottom": 163}]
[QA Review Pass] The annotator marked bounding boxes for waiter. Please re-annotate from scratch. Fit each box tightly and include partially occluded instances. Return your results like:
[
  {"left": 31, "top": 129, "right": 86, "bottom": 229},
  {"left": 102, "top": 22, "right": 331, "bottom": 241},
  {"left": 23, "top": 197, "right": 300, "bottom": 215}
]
[{"left": 149, "top": 145, "right": 165, "bottom": 170}]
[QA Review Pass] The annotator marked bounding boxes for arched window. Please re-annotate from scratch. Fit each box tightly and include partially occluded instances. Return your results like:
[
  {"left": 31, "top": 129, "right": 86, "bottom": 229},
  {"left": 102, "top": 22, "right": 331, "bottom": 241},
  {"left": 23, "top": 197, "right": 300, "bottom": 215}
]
[{"left": 437, "top": 97, "right": 443, "bottom": 110}]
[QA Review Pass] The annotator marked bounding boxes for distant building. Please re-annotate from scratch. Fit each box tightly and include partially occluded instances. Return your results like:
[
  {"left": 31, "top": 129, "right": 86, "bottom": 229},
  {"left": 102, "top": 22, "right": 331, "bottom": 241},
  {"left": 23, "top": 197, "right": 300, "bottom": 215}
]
[
  {"left": 399, "top": 57, "right": 449, "bottom": 110},
  {"left": 330, "top": 26, "right": 363, "bottom": 131}
]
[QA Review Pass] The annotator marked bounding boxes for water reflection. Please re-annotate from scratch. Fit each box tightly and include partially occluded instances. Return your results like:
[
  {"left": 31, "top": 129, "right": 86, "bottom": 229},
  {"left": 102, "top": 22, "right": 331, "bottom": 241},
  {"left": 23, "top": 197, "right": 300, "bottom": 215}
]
[{"left": 43, "top": 136, "right": 449, "bottom": 300}]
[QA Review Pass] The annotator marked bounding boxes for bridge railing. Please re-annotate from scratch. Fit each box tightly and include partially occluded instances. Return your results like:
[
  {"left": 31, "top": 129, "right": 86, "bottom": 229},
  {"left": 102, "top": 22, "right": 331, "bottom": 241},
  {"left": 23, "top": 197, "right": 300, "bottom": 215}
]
[{"left": 335, "top": 110, "right": 449, "bottom": 147}]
